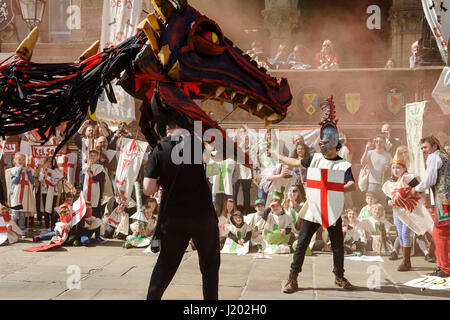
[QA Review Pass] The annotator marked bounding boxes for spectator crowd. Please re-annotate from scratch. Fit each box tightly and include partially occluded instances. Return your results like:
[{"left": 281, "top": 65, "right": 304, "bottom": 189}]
[{"left": 1, "top": 117, "right": 448, "bottom": 273}]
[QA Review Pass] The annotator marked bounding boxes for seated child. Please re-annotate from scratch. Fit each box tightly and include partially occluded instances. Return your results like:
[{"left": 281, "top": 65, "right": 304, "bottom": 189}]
[
  {"left": 244, "top": 199, "right": 266, "bottom": 252},
  {"left": 221, "top": 211, "right": 252, "bottom": 254},
  {"left": 77, "top": 203, "right": 102, "bottom": 246},
  {"left": 0, "top": 204, "right": 22, "bottom": 245},
  {"left": 33, "top": 204, "right": 73, "bottom": 244},
  {"left": 358, "top": 192, "right": 377, "bottom": 221},
  {"left": 124, "top": 203, "right": 158, "bottom": 249},
  {"left": 342, "top": 214, "right": 365, "bottom": 254},
  {"left": 262, "top": 198, "right": 295, "bottom": 254},
  {"left": 357, "top": 203, "right": 394, "bottom": 254}
]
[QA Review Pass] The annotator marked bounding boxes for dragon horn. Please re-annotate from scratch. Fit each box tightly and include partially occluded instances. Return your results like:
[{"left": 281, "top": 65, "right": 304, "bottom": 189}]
[
  {"left": 79, "top": 40, "right": 100, "bottom": 61},
  {"left": 151, "top": 0, "right": 187, "bottom": 23},
  {"left": 15, "top": 27, "right": 39, "bottom": 61}
]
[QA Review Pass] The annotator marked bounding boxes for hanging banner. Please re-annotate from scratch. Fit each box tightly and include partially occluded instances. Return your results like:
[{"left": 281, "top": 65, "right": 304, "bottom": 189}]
[
  {"left": 31, "top": 145, "right": 58, "bottom": 158},
  {"left": 0, "top": 0, "right": 14, "bottom": 31},
  {"left": 95, "top": 0, "right": 142, "bottom": 124},
  {"left": 71, "top": 193, "right": 87, "bottom": 228},
  {"left": 432, "top": 66, "right": 450, "bottom": 115},
  {"left": 115, "top": 138, "right": 148, "bottom": 207},
  {"left": 4, "top": 142, "right": 18, "bottom": 155},
  {"left": 405, "top": 101, "right": 427, "bottom": 178},
  {"left": 421, "top": 0, "right": 449, "bottom": 64}
]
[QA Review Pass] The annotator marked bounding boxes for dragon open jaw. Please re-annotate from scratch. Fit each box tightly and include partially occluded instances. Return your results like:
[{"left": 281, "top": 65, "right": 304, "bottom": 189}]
[{"left": 190, "top": 83, "right": 286, "bottom": 124}]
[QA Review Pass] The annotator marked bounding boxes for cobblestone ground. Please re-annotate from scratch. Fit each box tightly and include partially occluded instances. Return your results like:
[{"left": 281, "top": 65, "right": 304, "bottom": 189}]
[{"left": 0, "top": 236, "right": 449, "bottom": 300}]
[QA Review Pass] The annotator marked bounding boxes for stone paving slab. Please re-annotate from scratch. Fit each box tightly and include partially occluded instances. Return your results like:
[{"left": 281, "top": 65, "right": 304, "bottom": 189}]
[{"left": 1, "top": 239, "right": 449, "bottom": 300}]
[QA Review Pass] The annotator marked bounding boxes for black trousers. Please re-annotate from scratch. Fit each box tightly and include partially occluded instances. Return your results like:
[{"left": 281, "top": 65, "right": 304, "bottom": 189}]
[
  {"left": 290, "top": 217, "right": 345, "bottom": 278},
  {"left": 147, "top": 212, "right": 220, "bottom": 300}
]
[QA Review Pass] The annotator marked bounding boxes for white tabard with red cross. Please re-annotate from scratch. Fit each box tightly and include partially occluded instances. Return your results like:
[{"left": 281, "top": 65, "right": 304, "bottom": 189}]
[
  {"left": 115, "top": 138, "right": 148, "bottom": 207},
  {"left": 9, "top": 167, "right": 36, "bottom": 213},
  {"left": 56, "top": 151, "right": 77, "bottom": 186},
  {"left": 305, "top": 168, "right": 345, "bottom": 228},
  {"left": 82, "top": 164, "right": 106, "bottom": 208}
]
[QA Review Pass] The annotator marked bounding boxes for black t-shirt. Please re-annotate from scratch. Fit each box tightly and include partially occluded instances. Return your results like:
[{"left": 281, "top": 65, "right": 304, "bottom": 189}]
[
  {"left": 144, "top": 134, "right": 214, "bottom": 217},
  {"left": 301, "top": 154, "right": 355, "bottom": 183}
]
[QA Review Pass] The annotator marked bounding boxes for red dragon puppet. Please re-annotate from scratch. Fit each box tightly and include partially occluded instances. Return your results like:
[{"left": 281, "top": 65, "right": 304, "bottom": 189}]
[{"left": 0, "top": 0, "right": 292, "bottom": 206}]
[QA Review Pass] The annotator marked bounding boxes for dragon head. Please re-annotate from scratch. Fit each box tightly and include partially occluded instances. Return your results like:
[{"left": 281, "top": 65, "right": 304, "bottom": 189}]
[
  {"left": 0, "top": 0, "right": 291, "bottom": 166},
  {"left": 120, "top": 1, "right": 291, "bottom": 134}
]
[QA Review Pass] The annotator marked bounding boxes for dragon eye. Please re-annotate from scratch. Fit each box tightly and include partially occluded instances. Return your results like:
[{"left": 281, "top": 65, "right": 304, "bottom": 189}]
[
  {"left": 200, "top": 31, "right": 219, "bottom": 45},
  {"left": 190, "top": 18, "right": 226, "bottom": 56}
]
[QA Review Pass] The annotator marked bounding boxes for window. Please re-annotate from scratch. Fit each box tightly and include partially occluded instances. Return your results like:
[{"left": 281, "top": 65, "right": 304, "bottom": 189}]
[{"left": 48, "top": 0, "right": 71, "bottom": 42}]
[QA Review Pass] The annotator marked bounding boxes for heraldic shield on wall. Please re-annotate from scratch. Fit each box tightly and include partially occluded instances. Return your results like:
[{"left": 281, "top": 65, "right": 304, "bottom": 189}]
[
  {"left": 0, "top": 0, "right": 14, "bottom": 31},
  {"left": 305, "top": 168, "right": 345, "bottom": 228}
]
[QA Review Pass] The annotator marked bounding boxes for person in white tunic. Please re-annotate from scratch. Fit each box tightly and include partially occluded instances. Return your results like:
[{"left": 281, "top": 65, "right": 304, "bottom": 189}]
[
  {"left": 275, "top": 97, "right": 357, "bottom": 292},
  {"left": 8, "top": 153, "right": 36, "bottom": 230},
  {"left": 124, "top": 204, "right": 158, "bottom": 249},
  {"left": 341, "top": 214, "right": 365, "bottom": 254},
  {"left": 82, "top": 150, "right": 107, "bottom": 243},
  {"left": 0, "top": 205, "right": 22, "bottom": 245},
  {"left": 356, "top": 203, "right": 394, "bottom": 254},
  {"left": 210, "top": 156, "right": 235, "bottom": 215},
  {"left": 262, "top": 198, "right": 295, "bottom": 254},
  {"left": 38, "top": 157, "right": 64, "bottom": 228},
  {"left": 382, "top": 151, "right": 434, "bottom": 271},
  {"left": 221, "top": 211, "right": 252, "bottom": 254},
  {"left": 265, "top": 164, "right": 298, "bottom": 206},
  {"left": 244, "top": 199, "right": 267, "bottom": 252}
]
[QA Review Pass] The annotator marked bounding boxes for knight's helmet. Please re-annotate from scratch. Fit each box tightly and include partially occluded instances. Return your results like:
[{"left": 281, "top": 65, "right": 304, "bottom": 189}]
[{"left": 318, "top": 96, "right": 344, "bottom": 156}]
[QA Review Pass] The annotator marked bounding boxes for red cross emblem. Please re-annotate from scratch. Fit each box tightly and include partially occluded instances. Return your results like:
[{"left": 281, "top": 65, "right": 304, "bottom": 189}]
[
  {"left": 306, "top": 169, "right": 344, "bottom": 228},
  {"left": 57, "top": 157, "right": 75, "bottom": 179},
  {"left": 17, "top": 171, "right": 31, "bottom": 203}
]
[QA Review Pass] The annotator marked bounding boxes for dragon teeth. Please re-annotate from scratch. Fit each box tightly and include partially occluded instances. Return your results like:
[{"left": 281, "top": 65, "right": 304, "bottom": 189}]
[
  {"left": 267, "top": 113, "right": 281, "bottom": 121},
  {"left": 257, "top": 103, "right": 264, "bottom": 112},
  {"left": 216, "top": 87, "right": 225, "bottom": 97},
  {"left": 231, "top": 92, "right": 237, "bottom": 100},
  {"left": 242, "top": 96, "right": 249, "bottom": 104}
]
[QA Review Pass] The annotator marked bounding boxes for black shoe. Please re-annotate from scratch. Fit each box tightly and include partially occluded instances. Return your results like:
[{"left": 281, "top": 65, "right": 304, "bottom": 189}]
[
  {"left": 389, "top": 250, "right": 398, "bottom": 261},
  {"left": 335, "top": 276, "right": 355, "bottom": 290},
  {"left": 425, "top": 253, "right": 436, "bottom": 263},
  {"left": 427, "top": 267, "right": 449, "bottom": 278}
]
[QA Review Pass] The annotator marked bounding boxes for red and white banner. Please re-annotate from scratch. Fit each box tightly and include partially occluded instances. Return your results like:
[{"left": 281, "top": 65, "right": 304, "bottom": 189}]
[
  {"left": 4, "top": 142, "right": 18, "bottom": 155},
  {"left": 31, "top": 145, "right": 58, "bottom": 158},
  {"left": 305, "top": 168, "right": 345, "bottom": 228},
  {"left": 56, "top": 152, "right": 78, "bottom": 186},
  {"left": 0, "top": 137, "right": 6, "bottom": 159},
  {"left": 115, "top": 138, "right": 148, "bottom": 207},
  {"left": 0, "top": 215, "right": 7, "bottom": 246},
  {"left": 70, "top": 193, "right": 87, "bottom": 228},
  {"left": 95, "top": 0, "right": 142, "bottom": 125}
]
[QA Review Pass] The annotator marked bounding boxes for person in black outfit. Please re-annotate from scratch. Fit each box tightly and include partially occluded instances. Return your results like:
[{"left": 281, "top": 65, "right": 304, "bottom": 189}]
[{"left": 143, "top": 122, "right": 220, "bottom": 300}]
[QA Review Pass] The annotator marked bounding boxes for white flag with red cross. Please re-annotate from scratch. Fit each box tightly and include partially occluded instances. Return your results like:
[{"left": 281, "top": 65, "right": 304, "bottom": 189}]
[
  {"left": 115, "top": 138, "right": 148, "bottom": 207},
  {"left": 70, "top": 193, "right": 87, "bottom": 228},
  {"left": 305, "top": 168, "right": 345, "bottom": 228}
]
